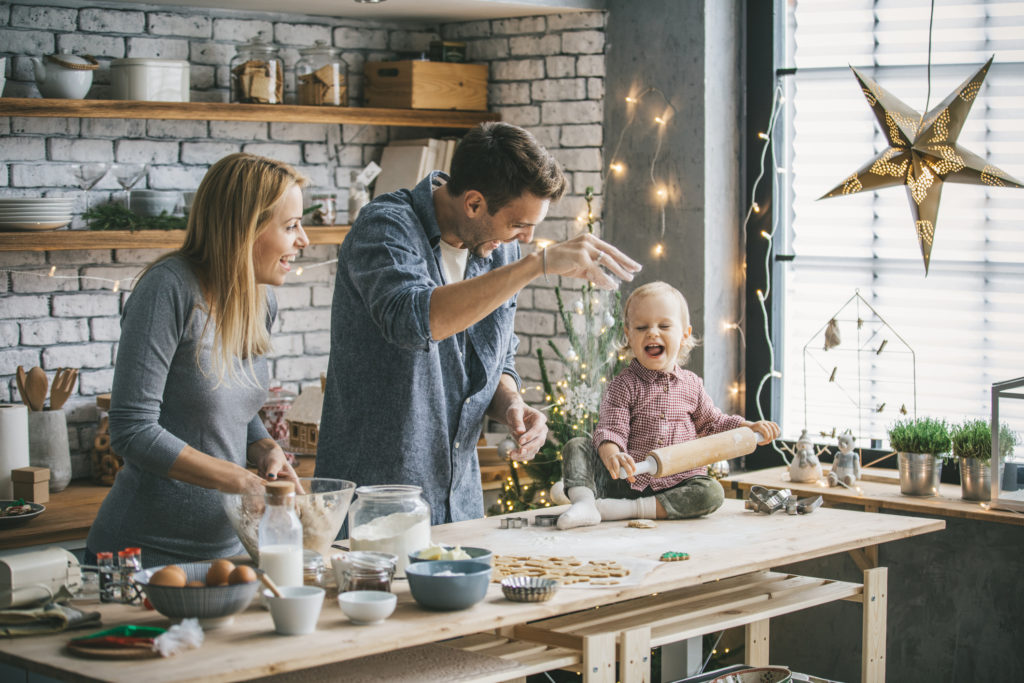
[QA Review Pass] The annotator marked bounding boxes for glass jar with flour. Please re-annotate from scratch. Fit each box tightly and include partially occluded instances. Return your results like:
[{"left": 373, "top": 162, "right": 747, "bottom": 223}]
[{"left": 348, "top": 485, "right": 430, "bottom": 577}]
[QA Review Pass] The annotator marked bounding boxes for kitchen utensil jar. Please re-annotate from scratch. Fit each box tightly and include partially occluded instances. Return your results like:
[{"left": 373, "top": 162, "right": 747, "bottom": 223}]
[{"left": 295, "top": 40, "right": 348, "bottom": 106}]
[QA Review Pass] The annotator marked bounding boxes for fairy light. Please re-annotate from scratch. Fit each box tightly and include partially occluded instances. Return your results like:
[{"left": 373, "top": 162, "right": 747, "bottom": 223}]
[
  {"left": 295, "top": 266, "right": 304, "bottom": 276},
  {"left": 758, "top": 132, "right": 770, "bottom": 140},
  {"left": 752, "top": 202, "right": 761, "bottom": 213},
  {"left": 48, "top": 266, "right": 56, "bottom": 277},
  {"left": 609, "top": 162, "right": 625, "bottom": 175},
  {"left": 653, "top": 242, "right": 665, "bottom": 257}
]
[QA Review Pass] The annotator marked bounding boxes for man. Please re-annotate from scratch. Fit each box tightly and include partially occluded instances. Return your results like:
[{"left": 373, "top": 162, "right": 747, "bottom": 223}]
[{"left": 315, "top": 121, "right": 641, "bottom": 524}]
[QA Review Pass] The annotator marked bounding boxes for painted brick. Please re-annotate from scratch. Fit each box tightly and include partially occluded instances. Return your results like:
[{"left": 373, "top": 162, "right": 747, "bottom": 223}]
[
  {"left": 389, "top": 29, "right": 439, "bottom": 54},
  {"left": 213, "top": 18, "right": 273, "bottom": 43},
  {"left": 340, "top": 125, "right": 387, "bottom": 145},
  {"left": 80, "top": 266, "right": 144, "bottom": 291},
  {"left": 242, "top": 143, "right": 301, "bottom": 164},
  {"left": 115, "top": 139, "right": 179, "bottom": 165},
  {"left": 126, "top": 36, "right": 190, "bottom": 59},
  {"left": 275, "top": 285, "right": 312, "bottom": 309},
  {"left": 334, "top": 26, "right": 387, "bottom": 50},
  {"left": 10, "top": 5, "right": 76, "bottom": 31},
  {"left": 148, "top": 165, "right": 207, "bottom": 190},
  {"left": 90, "top": 317, "right": 121, "bottom": 342},
  {"left": 577, "top": 54, "right": 605, "bottom": 77},
  {"left": 532, "top": 287, "right": 562, "bottom": 311},
  {"left": 295, "top": 164, "right": 329, "bottom": 189},
  {"left": 541, "top": 100, "right": 602, "bottom": 125},
  {"left": 311, "top": 285, "right": 333, "bottom": 307},
  {"left": 466, "top": 38, "right": 510, "bottom": 61},
  {"left": 10, "top": 164, "right": 73, "bottom": 188},
  {"left": 561, "top": 123, "right": 603, "bottom": 148},
  {"left": 527, "top": 125, "right": 560, "bottom": 149},
  {"left": 57, "top": 34, "right": 125, "bottom": 60},
  {"left": 275, "top": 22, "right": 331, "bottom": 47},
  {"left": 303, "top": 143, "right": 329, "bottom": 165},
  {"left": 147, "top": 12, "right": 211, "bottom": 38},
  {"left": 190, "top": 64, "right": 216, "bottom": 90},
  {"left": 509, "top": 34, "right": 561, "bottom": 57},
  {"left": 47, "top": 139, "right": 115, "bottom": 163},
  {"left": 267, "top": 333, "right": 303, "bottom": 357},
  {"left": 65, "top": 401, "right": 99, "bottom": 424},
  {"left": 269, "top": 122, "right": 328, "bottom": 142},
  {"left": 587, "top": 77, "right": 604, "bottom": 100},
  {"left": 303, "top": 331, "right": 331, "bottom": 355},
  {"left": 113, "top": 248, "right": 168, "bottom": 265},
  {"left": 277, "top": 310, "right": 330, "bottom": 333},
  {"left": 0, "top": 4, "right": 10, "bottom": 25},
  {"left": 545, "top": 56, "right": 575, "bottom": 78},
  {"left": 0, "top": 117, "right": 7, "bottom": 136},
  {"left": 0, "top": 165, "right": 6, "bottom": 187},
  {"left": 210, "top": 121, "right": 270, "bottom": 140},
  {"left": 0, "top": 349, "right": 41, "bottom": 376},
  {"left": 190, "top": 41, "right": 236, "bottom": 67},
  {"left": 11, "top": 268, "right": 79, "bottom": 293},
  {"left": 574, "top": 171, "right": 603, "bottom": 196},
  {"left": 47, "top": 251, "right": 110, "bottom": 266},
  {"left": 494, "top": 105, "right": 540, "bottom": 127},
  {"left": 147, "top": 120, "right": 209, "bottom": 139},
  {"left": 80, "top": 7, "right": 144, "bottom": 34},
  {"left": 0, "top": 29, "right": 54, "bottom": 56},
  {"left": 299, "top": 244, "right": 337, "bottom": 262},
  {"left": 442, "top": 21, "right": 491, "bottom": 40},
  {"left": 0, "top": 322, "right": 18, "bottom": 348},
  {"left": 181, "top": 141, "right": 240, "bottom": 165},
  {"left": 79, "top": 368, "right": 115, "bottom": 396},
  {"left": 81, "top": 119, "right": 146, "bottom": 138},
  {"left": 488, "top": 82, "right": 530, "bottom": 106},
  {"left": 51, "top": 294, "right": 119, "bottom": 318},
  {"left": 273, "top": 354, "right": 329, "bottom": 382},
  {"left": 491, "top": 59, "right": 544, "bottom": 82},
  {"left": 0, "top": 137, "right": 45, "bottom": 162},
  {"left": 21, "top": 318, "right": 89, "bottom": 346},
  {"left": 43, "top": 343, "right": 114, "bottom": 369},
  {"left": 548, "top": 12, "right": 606, "bottom": 32},
  {"left": 492, "top": 17, "right": 546, "bottom": 35},
  {"left": 10, "top": 116, "right": 78, "bottom": 136},
  {"left": 514, "top": 311, "right": 556, "bottom": 336},
  {"left": 531, "top": 78, "right": 586, "bottom": 102},
  {"left": 0, "top": 253, "right": 46, "bottom": 268}
]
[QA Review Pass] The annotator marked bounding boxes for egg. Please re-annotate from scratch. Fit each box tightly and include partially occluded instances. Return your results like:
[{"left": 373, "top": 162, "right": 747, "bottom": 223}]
[
  {"left": 186, "top": 580, "right": 206, "bottom": 587},
  {"left": 150, "top": 567, "right": 187, "bottom": 588},
  {"left": 205, "top": 559, "right": 236, "bottom": 586},
  {"left": 164, "top": 564, "right": 187, "bottom": 582},
  {"left": 228, "top": 565, "right": 257, "bottom": 585}
]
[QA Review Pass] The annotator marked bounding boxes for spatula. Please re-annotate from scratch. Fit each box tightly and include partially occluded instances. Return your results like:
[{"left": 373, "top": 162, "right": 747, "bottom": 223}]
[
  {"left": 24, "top": 367, "right": 49, "bottom": 412},
  {"left": 49, "top": 367, "right": 78, "bottom": 411}
]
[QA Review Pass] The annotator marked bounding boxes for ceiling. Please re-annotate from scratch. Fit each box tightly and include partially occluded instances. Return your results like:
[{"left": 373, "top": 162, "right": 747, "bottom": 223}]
[{"left": 113, "top": 0, "right": 607, "bottom": 22}]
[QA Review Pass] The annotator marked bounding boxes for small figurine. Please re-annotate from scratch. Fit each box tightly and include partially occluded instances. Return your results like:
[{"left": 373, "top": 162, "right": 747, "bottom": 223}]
[
  {"left": 788, "top": 429, "right": 823, "bottom": 483},
  {"left": 828, "top": 431, "right": 861, "bottom": 487}
]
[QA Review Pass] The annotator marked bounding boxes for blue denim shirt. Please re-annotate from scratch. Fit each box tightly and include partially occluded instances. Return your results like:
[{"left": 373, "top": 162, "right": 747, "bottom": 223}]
[{"left": 315, "top": 172, "right": 521, "bottom": 524}]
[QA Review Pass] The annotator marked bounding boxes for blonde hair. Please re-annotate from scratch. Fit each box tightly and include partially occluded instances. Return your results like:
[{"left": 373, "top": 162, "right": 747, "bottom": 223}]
[
  {"left": 148, "top": 153, "right": 307, "bottom": 385},
  {"left": 619, "top": 281, "right": 699, "bottom": 365}
]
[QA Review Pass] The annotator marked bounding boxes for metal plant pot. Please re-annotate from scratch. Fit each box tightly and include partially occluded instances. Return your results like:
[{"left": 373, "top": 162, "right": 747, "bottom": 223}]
[
  {"left": 898, "top": 452, "right": 942, "bottom": 496},
  {"left": 959, "top": 456, "right": 991, "bottom": 501}
]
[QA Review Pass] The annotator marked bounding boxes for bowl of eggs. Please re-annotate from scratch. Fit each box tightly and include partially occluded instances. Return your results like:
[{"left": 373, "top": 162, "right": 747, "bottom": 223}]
[{"left": 134, "top": 559, "right": 259, "bottom": 628}]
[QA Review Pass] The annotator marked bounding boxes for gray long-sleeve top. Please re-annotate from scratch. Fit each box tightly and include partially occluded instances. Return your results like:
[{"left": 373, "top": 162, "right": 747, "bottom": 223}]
[
  {"left": 87, "top": 255, "right": 275, "bottom": 565},
  {"left": 315, "top": 172, "right": 521, "bottom": 524}
]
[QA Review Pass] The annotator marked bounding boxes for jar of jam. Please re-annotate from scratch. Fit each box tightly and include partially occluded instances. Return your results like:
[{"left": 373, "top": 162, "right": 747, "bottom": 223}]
[{"left": 334, "top": 551, "right": 397, "bottom": 592}]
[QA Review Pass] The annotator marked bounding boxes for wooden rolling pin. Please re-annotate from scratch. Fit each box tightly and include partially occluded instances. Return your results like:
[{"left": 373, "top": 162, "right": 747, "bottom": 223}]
[{"left": 618, "top": 427, "right": 759, "bottom": 479}]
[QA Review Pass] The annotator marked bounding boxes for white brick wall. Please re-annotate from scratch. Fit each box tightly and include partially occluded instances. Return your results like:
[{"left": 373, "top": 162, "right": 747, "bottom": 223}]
[{"left": 0, "top": 2, "right": 606, "bottom": 479}]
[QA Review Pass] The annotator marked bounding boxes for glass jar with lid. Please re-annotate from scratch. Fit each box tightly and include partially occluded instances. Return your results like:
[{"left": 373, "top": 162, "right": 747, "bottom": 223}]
[
  {"left": 295, "top": 40, "right": 348, "bottom": 106},
  {"left": 302, "top": 549, "right": 326, "bottom": 589},
  {"left": 348, "top": 485, "right": 430, "bottom": 577},
  {"left": 334, "top": 551, "right": 397, "bottom": 592},
  {"left": 230, "top": 35, "right": 284, "bottom": 104}
]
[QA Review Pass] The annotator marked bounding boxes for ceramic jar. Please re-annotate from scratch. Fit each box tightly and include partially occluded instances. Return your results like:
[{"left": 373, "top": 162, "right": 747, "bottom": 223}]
[{"left": 31, "top": 51, "right": 98, "bottom": 99}]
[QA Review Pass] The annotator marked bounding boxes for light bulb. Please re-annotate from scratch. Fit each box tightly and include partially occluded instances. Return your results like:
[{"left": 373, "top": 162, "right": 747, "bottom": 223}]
[
  {"left": 625, "top": 95, "right": 637, "bottom": 103},
  {"left": 758, "top": 132, "right": 769, "bottom": 140},
  {"left": 652, "top": 243, "right": 664, "bottom": 257},
  {"left": 112, "top": 280, "right": 121, "bottom": 293},
  {"left": 752, "top": 202, "right": 761, "bottom": 213},
  {"left": 760, "top": 230, "right": 771, "bottom": 240},
  {"left": 295, "top": 266, "right": 304, "bottom": 276},
  {"left": 610, "top": 162, "right": 624, "bottom": 174},
  {"left": 654, "top": 116, "right": 665, "bottom": 124},
  {"left": 48, "top": 266, "right": 56, "bottom": 277}
]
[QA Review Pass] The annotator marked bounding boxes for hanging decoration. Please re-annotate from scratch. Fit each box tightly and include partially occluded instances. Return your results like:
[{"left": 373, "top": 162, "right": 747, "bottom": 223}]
[{"left": 819, "top": 58, "right": 1022, "bottom": 274}]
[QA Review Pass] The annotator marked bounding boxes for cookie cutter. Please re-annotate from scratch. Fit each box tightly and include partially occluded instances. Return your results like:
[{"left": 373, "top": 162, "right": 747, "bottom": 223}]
[
  {"left": 747, "top": 485, "right": 792, "bottom": 514},
  {"left": 499, "top": 517, "right": 528, "bottom": 529},
  {"left": 533, "top": 514, "right": 559, "bottom": 527}
]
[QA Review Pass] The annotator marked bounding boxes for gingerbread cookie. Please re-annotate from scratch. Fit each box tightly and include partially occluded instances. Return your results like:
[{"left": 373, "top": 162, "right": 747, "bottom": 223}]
[
  {"left": 627, "top": 519, "right": 657, "bottom": 529},
  {"left": 659, "top": 551, "right": 690, "bottom": 562}
]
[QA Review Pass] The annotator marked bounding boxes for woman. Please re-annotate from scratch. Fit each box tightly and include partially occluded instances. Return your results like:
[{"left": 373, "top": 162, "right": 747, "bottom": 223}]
[{"left": 87, "top": 153, "right": 308, "bottom": 567}]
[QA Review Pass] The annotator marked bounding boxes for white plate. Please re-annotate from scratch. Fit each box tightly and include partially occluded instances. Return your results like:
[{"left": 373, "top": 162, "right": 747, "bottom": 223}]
[
  {"left": 0, "top": 220, "right": 72, "bottom": 231},
  {"left": 0, "top": 200, "right": 75, "bottom": 206},
  {"left": 0, "top": 213, "right": 74, "bottom": 219}
]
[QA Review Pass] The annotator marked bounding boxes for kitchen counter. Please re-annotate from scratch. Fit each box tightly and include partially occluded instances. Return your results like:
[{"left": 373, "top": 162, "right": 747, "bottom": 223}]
[{"left": 0, "top": 500, "right": 942, "bottom": 682}]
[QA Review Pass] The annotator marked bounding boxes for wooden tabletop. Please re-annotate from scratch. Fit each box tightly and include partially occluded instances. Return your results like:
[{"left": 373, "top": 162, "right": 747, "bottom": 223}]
[
  {"left": 723, "top": 466, "right": 1024, "bottom": 526},
  {"left": 0, "top": 500, "right": 943, "bottom": 682}
]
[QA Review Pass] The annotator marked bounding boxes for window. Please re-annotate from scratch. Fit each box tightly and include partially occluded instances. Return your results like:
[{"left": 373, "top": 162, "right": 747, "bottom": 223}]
[{"left": 775, "top": 0, "right": 1024, "bottom": 444}]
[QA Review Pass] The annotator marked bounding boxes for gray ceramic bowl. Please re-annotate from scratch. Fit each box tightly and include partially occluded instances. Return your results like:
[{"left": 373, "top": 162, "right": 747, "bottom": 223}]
[
  {"left": 129, "top": 190, "right": 179, "bottom": 217},
  {"left": 407, "top": 545, "right": 492, "bottom": 566},
  {"left": 405, "top": 559, "right": 491, "bottom": 611},
  {"left": 134, "top": 561, "right": 259, "bottom": 626}
]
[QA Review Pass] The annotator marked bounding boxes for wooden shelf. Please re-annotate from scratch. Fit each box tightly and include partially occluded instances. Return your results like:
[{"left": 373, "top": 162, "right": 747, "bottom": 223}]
[
  {"left": 0, "top": 225, "right": 349, "bottom": 251},
  {"left": 0, "top": 97, "right": 498, "bottom": 128}
]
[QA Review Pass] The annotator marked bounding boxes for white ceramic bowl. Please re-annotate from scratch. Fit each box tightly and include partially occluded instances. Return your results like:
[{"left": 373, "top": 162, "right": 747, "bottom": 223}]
[
  {"left": 129, "top": 190, "right": 179, "bottom": 217},
  {"left": 338, "top": 590, "right": 397, "bottom": 625},
  {"left": 263, "top": 585, "right": 325, "bottom": 635}
]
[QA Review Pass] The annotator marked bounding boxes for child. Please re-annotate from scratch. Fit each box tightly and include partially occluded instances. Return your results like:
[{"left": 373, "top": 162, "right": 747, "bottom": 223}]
[{"left": 557, "top": 281, "right": 779, "bottom": 529}]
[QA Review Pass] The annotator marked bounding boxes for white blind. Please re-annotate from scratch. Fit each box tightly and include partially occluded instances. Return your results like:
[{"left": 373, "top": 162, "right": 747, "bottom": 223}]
[{"left": 779, "top": 0, "right": 1024, "bottom": 444}]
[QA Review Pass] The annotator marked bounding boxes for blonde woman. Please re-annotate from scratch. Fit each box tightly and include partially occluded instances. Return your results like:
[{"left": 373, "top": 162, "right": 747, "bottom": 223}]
[{"left": 87, "top": 154, "right": 308, "bottom": 567}]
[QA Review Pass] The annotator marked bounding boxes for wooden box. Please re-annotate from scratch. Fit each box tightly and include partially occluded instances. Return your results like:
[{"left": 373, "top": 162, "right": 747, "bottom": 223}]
[
  {"left": 364, "top": 60, "right": 488, "bottom": 111},
  {"left": 11, "top": 466, "right": 49, "bottom": 483}
]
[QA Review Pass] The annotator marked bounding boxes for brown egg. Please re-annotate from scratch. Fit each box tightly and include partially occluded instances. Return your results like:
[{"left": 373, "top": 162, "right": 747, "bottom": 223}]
[
  {"left": 164, "top": 564, "right": 187, "bottom": 582},
  {"left": 205, "top": 559, "right": 236, "bottom": 586},
  {"left": 228, "top": 565, "right": 257, "bottom": 585},
  {"left": 186, "top": 580, "right": 206, "bottom": 587},
  {"left": 150, "top": 567, "right": 187, "bottom": 588}
]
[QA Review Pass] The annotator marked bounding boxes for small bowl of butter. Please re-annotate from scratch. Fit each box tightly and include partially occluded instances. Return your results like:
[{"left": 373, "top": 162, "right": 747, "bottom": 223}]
[{"left": 408, "top": 543, "right": 492, "bottom": 567}]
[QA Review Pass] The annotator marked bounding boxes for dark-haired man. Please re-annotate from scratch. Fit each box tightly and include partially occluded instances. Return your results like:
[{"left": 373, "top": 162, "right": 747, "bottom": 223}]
[{"left": 316, "top": 122, "right": 640, "bottom": 524}]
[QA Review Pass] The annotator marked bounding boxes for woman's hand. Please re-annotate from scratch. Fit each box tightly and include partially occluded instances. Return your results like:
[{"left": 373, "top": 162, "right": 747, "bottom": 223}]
[
  {"left": 743, "top": 420, "right": 781, "bottom": 445},
  {"left": 247, "top": 438, "right": 304, "bottom": 493}
]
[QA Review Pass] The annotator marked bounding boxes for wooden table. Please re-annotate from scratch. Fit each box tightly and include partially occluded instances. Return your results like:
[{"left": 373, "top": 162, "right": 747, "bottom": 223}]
[{"left": 0, "top": 500, "right": 942, "bottom": 683}]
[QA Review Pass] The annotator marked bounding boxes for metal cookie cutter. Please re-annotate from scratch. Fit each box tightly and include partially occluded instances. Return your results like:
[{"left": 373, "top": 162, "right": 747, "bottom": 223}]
[
  {"left": 533, "top": 514, "right": 559, "bottom": 527},
  {"left": 499, "top": 517, "right": 528, "bottom": 529},
  {"left": 746, "top": 485, "right": 793, "bottom": 514}
]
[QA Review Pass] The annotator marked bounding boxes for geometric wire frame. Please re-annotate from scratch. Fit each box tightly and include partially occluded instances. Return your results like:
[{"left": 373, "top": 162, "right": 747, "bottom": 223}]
[
  {"left": 802, "top": 290, "right": 916, "bottom": 444},
  {"left": 991, "top": 376, "right": 1024, "bottom": 512}
]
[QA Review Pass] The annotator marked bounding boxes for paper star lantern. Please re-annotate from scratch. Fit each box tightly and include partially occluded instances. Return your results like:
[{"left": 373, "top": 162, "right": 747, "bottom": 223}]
[{"left": 820, "top": 57, "right": 1022, "bottom": 274}]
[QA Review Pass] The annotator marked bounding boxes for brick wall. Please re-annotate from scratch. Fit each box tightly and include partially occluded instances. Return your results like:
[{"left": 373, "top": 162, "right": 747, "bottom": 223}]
[{"left": 0, "top": 1, "right": 606, "bottom": 479}]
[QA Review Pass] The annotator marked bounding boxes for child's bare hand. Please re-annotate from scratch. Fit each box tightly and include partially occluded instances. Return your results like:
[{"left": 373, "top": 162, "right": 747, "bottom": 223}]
[
  {"left": 744, "top": 420, "right": 780, "bottom": 445},
  {"left": 600, "top": 449, "right": 636, "bottom": 482}
]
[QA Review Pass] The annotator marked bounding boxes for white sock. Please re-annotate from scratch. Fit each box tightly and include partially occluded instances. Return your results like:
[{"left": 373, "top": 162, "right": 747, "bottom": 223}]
[
  {"left": 549, "top": 480, "right": 571, "bottom": 505},
  {"left": 595, "top": 495, "right": 657, "bottom": 521},
  {"left": 557, "top": 487, "right": 601, "bottom": 529}
]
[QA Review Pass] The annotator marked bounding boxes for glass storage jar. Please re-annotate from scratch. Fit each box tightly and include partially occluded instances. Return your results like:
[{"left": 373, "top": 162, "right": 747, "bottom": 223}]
[
  {"left": 302, "top": 549, "right": 326, "bottom": 589},
  {"left": 230, "top": 36, "right": 284, "bottom": 104},
  {"left": 295, "top": 40, "right": 348, "bottom": 106},
  {"left": 334, "top": 551, "right": 397, "bottom": 592},
  {"left": 348, "top": 485, "right": 430, "bottom": 577}
]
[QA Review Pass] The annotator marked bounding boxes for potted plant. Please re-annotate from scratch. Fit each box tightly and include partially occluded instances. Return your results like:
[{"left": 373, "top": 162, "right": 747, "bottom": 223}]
[
  {"left": 950, "top": 419, "right": 1018, "bottom": 502},
  {"left": 887, "top": 417, "right": 951, "bottom": 496}
]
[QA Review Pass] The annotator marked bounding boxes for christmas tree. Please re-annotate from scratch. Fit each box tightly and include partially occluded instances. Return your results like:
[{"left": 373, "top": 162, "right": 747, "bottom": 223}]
[{"left": 493, "top": 187, "right": 626, "bottom": 513}]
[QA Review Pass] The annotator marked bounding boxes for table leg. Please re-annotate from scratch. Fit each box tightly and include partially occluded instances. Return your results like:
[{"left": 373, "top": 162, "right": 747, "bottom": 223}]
[
  {"left": 745, "top": 619, "right": 769, "bottom": 666},
  {"left": 861, "top": 566, "right": 887, "bottom": 683},
  {"left": 620, "top": 626, "right": 651, "bottom": 683},
  {"left": 582, "top": 633, "right": 617, "bottom": 683},
  {"left": 848, "top": 544, "right": 879, "bottom": 571}
]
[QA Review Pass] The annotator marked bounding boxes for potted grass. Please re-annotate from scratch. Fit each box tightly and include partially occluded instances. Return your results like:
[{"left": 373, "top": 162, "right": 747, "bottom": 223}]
[
  {"left": 950, "top": 419, "right": 1018, "bottom": 502},
  {"left": 887, "top": 417, "right": 951, "bottom": 496}
]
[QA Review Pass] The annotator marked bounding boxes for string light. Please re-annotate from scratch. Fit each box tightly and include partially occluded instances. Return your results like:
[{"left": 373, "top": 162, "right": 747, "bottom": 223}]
[
  {"left": 652, "top": 242, "right": 665, "bottom": 257},
  {"left": 609, "top": 162, "right": 625, "bottom": 175}
]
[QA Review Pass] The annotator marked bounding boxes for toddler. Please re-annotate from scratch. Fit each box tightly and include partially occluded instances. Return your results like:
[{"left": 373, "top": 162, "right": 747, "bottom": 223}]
[{"left": 557, "top": 281, "right": 780, "bottom": 529}]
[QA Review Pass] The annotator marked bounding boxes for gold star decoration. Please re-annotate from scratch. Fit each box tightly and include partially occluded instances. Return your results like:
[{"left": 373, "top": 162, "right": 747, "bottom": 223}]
[{"left": 820, "top": 57, "right": 1022, "bottom": 274}]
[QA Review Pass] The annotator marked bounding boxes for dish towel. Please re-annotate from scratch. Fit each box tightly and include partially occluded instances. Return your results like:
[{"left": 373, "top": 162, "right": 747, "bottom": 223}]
[{"left": 0, "top": 587, "right": 101, "bottom": 638}]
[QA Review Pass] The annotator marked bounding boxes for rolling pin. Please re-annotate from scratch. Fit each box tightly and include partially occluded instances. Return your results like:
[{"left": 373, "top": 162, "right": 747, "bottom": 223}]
[{"left": 618, "top": 427, "right": 759, "bottom": 479}]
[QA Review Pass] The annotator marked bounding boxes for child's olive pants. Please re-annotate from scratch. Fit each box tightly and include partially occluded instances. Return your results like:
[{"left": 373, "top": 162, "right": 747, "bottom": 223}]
[{"left": 560, "top": 436, "right": 724, "bottom": 518}]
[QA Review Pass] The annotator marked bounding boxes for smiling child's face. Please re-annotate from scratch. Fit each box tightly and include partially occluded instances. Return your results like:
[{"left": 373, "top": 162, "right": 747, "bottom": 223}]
[{"left": 625, "top": 291, "right": 692, "bottom": 374}]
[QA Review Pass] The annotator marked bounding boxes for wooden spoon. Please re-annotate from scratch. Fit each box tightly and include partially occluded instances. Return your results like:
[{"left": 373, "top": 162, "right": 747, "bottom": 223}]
[
  {"left": 49, "top": 368, "right": 78, "bottom": 411},
  {"left": 14, "top": 366, "right": 30, "bottom": 410},
  {"left": 25, "top": 367, "right": 48, "bottom": 412},
  {"left": 257, "top": 569, "right": 283, "bottom": 598}
]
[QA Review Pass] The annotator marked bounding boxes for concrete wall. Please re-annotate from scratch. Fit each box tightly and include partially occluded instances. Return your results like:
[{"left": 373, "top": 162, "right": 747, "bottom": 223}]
[
  {"left": 0, "top": 0, "right": 607, "bottom": 478},
  {"left": 602, "top": 0, "right": 744, "bottom": 413}
]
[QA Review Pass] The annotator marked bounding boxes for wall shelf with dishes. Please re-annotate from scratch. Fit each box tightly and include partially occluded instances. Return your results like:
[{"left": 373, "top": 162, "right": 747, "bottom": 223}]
[{"left": 0, "top": 225, "right": 350, "bottom": 252}]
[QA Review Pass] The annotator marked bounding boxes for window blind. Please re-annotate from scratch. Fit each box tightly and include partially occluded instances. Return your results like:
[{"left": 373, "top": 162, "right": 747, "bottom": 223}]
[{"left": 778, "top": 0, "right": 1024, "bottom": 444}]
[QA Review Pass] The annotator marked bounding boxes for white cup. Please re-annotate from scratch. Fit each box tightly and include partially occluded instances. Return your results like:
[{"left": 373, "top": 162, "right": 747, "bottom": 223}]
[{"left": 264, "top": 586, "right": 324, "bottom": 635}]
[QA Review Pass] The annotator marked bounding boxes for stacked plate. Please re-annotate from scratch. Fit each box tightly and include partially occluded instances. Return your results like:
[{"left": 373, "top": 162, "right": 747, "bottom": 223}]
[{"left": 0, "top": 197, "right": 75, "bottom": 231}]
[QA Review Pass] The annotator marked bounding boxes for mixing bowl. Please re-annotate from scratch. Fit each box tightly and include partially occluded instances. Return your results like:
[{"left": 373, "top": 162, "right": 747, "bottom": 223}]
[
  {"left": 134, "top": 561, "right": 259, "bottom": 628},
  {"left": 405, "top": 560, "right": 491, "bottom": 611},
  {"left": 222, "top": 478, "right": 355, "bottom": 564}
]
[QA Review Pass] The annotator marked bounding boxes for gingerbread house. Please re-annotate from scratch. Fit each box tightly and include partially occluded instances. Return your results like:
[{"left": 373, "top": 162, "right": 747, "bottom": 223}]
[{"left": 285, "top": 385, "right": 323, "bottom": 453}]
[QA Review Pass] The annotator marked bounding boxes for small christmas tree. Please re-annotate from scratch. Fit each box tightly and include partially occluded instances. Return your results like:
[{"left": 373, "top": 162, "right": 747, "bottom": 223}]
[{"left": 493, "top": 187, "right": 626, "bottom": 513}]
